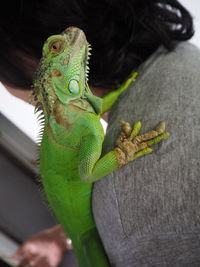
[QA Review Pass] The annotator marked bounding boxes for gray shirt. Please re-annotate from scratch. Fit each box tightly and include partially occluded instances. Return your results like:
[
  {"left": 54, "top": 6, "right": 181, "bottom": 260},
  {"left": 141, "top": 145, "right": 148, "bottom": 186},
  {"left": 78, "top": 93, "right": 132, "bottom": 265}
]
[{"left": 92, "top": 42, "right": 200, "bottom": 267}]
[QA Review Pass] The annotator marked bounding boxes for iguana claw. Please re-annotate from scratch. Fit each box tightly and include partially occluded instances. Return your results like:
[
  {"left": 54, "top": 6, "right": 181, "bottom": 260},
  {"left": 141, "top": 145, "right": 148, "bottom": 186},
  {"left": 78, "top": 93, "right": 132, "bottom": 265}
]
[{"left": 114, "top": 120, "right": 170, "bottom": 167}]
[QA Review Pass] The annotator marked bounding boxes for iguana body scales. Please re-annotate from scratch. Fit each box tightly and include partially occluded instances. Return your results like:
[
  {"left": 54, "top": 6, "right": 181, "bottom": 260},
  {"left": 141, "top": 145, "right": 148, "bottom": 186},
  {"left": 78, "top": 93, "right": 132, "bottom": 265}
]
[{"left": 32, "top": 27, "right": 169, "bottom": 267}]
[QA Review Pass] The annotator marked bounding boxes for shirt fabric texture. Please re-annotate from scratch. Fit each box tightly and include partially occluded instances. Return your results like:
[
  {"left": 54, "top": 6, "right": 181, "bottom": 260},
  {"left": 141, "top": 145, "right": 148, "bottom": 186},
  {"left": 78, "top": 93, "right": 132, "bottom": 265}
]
[{"left": 92, "top": 42, "right": 200, "bottom": 267}]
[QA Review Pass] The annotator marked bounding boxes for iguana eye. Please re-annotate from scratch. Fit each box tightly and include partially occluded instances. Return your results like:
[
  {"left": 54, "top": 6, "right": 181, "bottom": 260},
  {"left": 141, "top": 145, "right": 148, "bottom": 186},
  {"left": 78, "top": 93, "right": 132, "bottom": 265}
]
[{"left": 50, "top": 40, "right": 63, "bottom": 53}]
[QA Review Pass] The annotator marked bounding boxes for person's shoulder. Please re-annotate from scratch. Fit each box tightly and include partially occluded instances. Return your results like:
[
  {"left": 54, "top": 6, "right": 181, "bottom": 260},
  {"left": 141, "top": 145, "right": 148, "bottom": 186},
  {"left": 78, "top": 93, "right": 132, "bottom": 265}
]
[
  {"left": 148, "top": 42, "right": 200, "bottom": 82},
  {"left": 132, "top": 41, "right": 200, "bottom": 101},
  {"left": 164, "top": 41, "right": 200, "bottom": 59}
]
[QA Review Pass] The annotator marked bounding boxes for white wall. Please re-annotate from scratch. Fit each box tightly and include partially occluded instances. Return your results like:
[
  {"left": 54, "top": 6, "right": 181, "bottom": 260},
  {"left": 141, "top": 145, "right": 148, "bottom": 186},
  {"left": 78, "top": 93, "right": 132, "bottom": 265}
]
[
  {"left": 181, "top": 0, "right": 200, "bottom": 46},
  {"left": 0, "top": 85, "right": 39, "bottom": 141},
  {"left": 0, "top": 1, "right": 199, "bottom": 142}
]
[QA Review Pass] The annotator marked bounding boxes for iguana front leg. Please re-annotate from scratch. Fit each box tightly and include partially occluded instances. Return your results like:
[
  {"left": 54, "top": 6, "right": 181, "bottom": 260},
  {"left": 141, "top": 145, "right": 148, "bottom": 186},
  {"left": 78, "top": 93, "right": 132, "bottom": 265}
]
[{"left": 79, "top": 121, "right": 170, "bottom": 183}]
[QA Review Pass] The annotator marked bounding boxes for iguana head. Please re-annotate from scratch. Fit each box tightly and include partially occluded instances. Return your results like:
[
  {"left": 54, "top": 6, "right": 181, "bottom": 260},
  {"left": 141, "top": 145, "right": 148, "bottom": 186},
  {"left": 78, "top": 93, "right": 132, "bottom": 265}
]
[{"left": 33, "top": 27, "right": 102, "bottom": 118}]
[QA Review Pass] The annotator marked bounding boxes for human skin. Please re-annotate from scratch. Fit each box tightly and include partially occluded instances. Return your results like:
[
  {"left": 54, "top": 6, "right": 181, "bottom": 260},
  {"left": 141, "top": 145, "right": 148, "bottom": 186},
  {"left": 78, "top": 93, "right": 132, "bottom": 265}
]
[
  {"left": 12, "top": 225, "right": 72, "bottom": 267},
  {"left": 6, "top": 86, "right": 32, "bottom": 103}
]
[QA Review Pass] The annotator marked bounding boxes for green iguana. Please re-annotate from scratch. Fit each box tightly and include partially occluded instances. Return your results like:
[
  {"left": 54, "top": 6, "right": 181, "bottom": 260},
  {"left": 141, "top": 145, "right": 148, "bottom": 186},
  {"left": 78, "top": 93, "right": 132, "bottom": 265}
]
[{"left": 32, "top": 26, "right": 170, "bottom": 267}]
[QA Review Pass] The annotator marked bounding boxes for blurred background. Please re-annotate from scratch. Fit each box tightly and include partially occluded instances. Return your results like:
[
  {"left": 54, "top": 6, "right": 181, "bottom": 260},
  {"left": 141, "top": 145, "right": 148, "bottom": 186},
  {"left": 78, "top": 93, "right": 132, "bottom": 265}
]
[{"left": 0, "top": 1, "right": 200, "bottom": 266}]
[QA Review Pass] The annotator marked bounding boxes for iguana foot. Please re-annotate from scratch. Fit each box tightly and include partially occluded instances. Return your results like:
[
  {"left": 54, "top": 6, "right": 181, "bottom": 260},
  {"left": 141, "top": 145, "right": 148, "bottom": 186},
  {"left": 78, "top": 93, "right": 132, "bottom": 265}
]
[{"left": 115, "top": 120, "right": 170, "bottom": 167}]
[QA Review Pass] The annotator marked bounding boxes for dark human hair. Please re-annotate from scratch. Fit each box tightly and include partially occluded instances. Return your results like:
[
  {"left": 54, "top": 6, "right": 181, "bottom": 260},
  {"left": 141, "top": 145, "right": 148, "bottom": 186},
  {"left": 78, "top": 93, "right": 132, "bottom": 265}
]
[{"left": 0, "top": 0, "right": 194, "bottom": 90}]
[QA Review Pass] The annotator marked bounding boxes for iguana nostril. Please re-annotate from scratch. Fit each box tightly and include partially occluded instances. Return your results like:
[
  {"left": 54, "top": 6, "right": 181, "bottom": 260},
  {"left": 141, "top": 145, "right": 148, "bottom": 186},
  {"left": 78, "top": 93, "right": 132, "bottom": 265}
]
[{"left": 52, "top": 69, "right": 62, "bottom": 77}]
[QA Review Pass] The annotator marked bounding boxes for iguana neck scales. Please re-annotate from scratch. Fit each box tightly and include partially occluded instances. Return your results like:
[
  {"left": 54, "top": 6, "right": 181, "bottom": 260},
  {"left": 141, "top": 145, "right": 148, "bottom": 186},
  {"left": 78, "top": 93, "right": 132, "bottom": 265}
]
[{"left": 32, "top": 27, "right": 169, "bottom": 267}]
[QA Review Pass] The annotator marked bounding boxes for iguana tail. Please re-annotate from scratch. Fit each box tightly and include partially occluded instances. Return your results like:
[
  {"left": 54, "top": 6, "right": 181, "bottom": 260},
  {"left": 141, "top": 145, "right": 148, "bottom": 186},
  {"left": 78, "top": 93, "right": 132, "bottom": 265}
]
[{"left": 74, "top": 228, "right": 111, "bottom": 267}]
